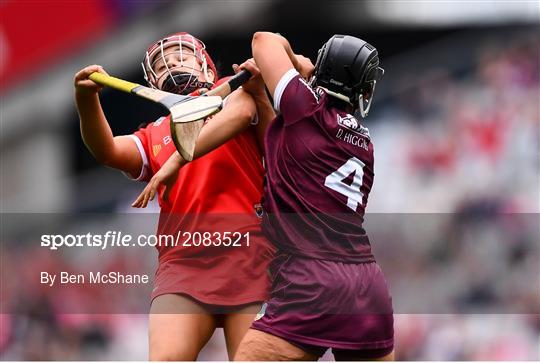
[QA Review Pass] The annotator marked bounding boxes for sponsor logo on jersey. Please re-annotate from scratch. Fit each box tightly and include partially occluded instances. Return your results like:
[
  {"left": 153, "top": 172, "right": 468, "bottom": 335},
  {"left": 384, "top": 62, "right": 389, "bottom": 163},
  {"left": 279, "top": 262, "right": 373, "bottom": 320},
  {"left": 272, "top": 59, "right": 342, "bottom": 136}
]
[
  {"left": 335, "top": 114, "right": 370, "bottom": 150},
  {"left": 337, "top": 114, "right": 371, "bottom": 139},
  {"left": 152, "top": 144, "right": 162, "bottom": 157},
  {"left": 163, "top": 135, "right": 172, "bottom": 145}
]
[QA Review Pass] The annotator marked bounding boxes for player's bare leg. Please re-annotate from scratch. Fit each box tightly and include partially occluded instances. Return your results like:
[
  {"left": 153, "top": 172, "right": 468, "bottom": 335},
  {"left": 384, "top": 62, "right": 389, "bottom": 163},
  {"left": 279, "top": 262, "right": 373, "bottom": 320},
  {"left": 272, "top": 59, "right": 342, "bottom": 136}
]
[
  {"left": 234, "top": 328, "right": 318, "bottom": 361},
  {"left": 222, "top": 303, "right": 261, "bottom": 360},
  {"left": 149, "top": 294, "right": 217, "bottom": 361},
  {"left": 333, "top": 349, "right": 395, "bottom": 361}
]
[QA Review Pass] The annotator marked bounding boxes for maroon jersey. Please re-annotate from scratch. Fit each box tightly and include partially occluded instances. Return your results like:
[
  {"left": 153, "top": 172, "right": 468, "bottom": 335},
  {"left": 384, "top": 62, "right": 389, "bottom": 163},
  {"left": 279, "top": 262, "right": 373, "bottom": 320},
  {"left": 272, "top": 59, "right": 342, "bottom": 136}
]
[{"left": 262, "top": 69, "right": 375, "bottom": 263}]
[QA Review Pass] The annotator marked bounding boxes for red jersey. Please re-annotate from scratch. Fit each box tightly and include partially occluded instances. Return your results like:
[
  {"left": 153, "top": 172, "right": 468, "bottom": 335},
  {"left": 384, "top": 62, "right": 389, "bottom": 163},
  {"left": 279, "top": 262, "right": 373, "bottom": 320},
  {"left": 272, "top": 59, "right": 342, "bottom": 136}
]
[{"left": 129, "top": 91, "right": 274, "bottom": 305}]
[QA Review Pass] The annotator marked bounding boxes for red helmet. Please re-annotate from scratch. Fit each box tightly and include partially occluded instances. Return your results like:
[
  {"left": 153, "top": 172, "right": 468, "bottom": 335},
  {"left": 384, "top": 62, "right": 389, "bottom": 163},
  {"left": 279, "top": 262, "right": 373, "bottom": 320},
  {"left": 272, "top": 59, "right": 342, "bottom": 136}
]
[{"left": 141, "top": 32, "right": 218, "bottom": 94}]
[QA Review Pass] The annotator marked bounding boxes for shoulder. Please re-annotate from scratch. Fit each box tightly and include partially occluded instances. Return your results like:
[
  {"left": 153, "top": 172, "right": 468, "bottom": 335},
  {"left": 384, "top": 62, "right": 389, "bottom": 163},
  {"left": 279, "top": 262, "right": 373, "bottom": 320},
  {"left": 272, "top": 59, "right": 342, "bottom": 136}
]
[
  {"left": 133, "top": 116, "right": 172, "bottom": 150},
  {"left": 274, "top": 70, "right": 323, "bottom": 109},
  {"left": 139, "top": 116, "right": 170, "bottom": 133},
  {"left": 273, "top": 69, "right": 299, "bottom": 110}
]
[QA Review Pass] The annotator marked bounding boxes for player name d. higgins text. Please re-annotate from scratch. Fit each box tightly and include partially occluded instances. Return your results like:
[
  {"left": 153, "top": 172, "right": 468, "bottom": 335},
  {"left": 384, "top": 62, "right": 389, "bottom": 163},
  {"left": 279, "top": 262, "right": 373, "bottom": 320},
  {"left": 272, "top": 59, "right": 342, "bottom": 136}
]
[{"left": 336, "top": 129, "right": 369, "bottom": 150}]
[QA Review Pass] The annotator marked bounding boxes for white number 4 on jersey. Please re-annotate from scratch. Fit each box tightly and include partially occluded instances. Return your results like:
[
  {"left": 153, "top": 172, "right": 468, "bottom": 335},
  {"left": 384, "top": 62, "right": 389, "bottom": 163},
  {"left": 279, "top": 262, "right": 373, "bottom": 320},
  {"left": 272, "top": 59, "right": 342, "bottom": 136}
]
[{"left": 324, "top": 157, "right": 365, "bottom": 212}]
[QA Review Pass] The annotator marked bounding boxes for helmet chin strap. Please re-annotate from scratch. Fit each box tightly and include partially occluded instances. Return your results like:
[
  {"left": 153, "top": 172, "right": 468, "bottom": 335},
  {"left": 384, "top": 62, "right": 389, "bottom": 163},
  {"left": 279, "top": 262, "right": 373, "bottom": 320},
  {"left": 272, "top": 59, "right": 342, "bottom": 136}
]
[
  {"left": 319, "top": 87, "right": 353, "bottom": 105},
  {"left": 319, "top": 83, "right": 377, "bottom": 118}
]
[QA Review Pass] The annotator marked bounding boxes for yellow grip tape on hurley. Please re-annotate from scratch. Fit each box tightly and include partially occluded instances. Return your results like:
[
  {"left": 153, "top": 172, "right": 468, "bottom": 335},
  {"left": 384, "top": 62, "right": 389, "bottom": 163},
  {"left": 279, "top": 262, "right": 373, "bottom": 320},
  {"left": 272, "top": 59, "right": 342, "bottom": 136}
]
[{"left": 89, "top": 72, "right": 140, "bottom": 93}]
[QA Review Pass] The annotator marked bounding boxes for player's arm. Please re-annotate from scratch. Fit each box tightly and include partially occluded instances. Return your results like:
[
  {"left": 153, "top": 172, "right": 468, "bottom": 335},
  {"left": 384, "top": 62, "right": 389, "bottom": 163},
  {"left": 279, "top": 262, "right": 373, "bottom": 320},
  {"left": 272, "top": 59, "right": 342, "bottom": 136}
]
[
  {"left": 234, "top": 59, "right": 276, "bottom": 154},
  {"left": 74, "top": 65, "right": 142, "bottom": 178},
  {"left": 132, "top": 88, "right": 257, "bottom": 208},
  {"left": 194, "top": 87, "right": 256, "bottom": 155},
  {"left": 251, "top": 32, "right": 313, "bottom": 97}
]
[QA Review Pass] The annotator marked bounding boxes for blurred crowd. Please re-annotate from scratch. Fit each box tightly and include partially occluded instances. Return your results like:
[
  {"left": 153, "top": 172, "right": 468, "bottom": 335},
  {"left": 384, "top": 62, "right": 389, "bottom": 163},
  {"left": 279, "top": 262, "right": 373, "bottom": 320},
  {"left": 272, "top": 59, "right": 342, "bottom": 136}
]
[
  {"left": 1, "top": 245, "right": 153, "bottom": 360},
  {"left": 1, "top": 33, "right": 539, "bottom": 360},
  {"left": 370, "top": 32, "right": 539, "bottom": 213},
  {"left": 368, "top": 32, "right": 539, "bottom": 360}
]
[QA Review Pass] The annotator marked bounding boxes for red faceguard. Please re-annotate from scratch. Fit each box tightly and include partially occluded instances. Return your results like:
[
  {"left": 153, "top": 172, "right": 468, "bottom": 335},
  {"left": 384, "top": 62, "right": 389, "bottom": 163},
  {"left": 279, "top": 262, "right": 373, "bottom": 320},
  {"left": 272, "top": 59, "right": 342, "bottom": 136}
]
[{"left": 141, "top": 32, "right": 218, "bottom": 93}]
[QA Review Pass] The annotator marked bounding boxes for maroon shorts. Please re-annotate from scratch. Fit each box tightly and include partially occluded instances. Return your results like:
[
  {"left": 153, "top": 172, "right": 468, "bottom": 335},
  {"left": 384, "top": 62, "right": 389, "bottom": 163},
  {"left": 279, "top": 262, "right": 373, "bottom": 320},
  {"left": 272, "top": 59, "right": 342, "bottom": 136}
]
[{"left": 251, "top": 253, "right": 394, "bottom": 358}]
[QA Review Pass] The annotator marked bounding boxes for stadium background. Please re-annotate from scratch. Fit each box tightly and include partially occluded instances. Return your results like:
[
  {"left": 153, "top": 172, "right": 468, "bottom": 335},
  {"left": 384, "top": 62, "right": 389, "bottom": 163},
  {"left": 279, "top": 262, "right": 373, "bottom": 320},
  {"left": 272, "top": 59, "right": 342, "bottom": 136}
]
[{"left": 1, "top": 0, "right": 539, "bottom": 360}]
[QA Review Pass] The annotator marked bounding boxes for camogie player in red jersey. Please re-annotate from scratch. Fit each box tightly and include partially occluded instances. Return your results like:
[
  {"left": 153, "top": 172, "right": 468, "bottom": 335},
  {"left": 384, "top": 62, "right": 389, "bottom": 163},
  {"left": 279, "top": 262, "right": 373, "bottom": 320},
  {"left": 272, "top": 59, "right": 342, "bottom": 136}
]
[{"left": 74, "top": 32, "right": 274, "bottom": 360}]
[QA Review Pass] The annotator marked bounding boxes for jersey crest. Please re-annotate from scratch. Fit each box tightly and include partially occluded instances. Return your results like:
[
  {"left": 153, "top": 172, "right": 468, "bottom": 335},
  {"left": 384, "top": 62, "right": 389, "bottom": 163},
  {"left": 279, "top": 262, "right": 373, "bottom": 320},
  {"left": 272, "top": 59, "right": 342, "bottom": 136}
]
[
  {"left": 337, "top": 114, "right": 371, "bottom": 139},
  {"left": 152, "top": 144, "right": 162, "bottom": 157}
]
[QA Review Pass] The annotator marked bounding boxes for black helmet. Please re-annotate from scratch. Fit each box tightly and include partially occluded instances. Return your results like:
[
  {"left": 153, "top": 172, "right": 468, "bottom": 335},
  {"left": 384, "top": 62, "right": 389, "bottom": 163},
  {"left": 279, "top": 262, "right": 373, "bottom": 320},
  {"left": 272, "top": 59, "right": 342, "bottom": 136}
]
[{"left": 311, "top": 34, "right": 384, "bottom": 117}]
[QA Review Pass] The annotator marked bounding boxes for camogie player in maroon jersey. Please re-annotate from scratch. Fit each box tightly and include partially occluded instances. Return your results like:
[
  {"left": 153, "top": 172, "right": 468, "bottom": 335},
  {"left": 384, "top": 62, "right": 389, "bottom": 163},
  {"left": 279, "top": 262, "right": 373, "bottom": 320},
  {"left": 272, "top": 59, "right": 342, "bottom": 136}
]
[{"left": 232, "top": 33, "right": 394, "bottom": 360}]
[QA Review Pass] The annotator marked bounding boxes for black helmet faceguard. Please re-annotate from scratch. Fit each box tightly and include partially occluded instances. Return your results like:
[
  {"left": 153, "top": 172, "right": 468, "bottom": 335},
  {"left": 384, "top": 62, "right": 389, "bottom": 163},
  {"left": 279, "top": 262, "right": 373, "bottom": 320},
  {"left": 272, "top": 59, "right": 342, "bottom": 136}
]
[{"left": 311, "top": 34, "right": 384, "bottom": 117}]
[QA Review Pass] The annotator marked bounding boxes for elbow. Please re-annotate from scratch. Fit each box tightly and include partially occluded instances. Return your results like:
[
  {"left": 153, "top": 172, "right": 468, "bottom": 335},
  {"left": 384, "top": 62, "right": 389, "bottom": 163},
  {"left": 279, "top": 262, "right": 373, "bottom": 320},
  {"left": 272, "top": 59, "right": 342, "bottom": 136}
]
[
  {"left": 242, "top": 94, "right": 258, "bottom": 125},
  {"left": 234, "top": 90, "right": 258, "bottom": 126},
  {"left": 93, "top": 152, "right": 113, "bottom": 167},
  {"left": 252, "top": 31, "right": 273, "bottom": 48},
  {"left": 252, "top": 32, "right": 270, "bottom": 64},
  {"left": 91, "top": 148, "right": 118, "bottom": 168},
  {"left": 233, "top": 104, "right": 256, "bottom": 130},
  {"left": 82, "top": 141, "right": 108, "bottom": 166},
  {"left": 239, "top": 105, "right": 256, "bottom": 127},
  {"left": 252, "top": 31, "right": 265, "bottom": 44}
]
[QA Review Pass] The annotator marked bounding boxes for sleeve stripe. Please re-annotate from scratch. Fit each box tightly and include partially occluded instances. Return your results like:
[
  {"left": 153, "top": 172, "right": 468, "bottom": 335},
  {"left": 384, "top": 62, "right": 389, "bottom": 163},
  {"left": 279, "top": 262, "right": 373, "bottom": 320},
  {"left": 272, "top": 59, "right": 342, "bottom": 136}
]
[
  {"left": 124, "top": 135, "right": 149, "bottom": 181},
  {"left": 299, "top": 77, "right": 320, "bottom": 104},
  {"left": 273, "top": 68, "right": 299, "bottom": 112}
]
